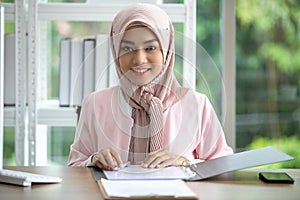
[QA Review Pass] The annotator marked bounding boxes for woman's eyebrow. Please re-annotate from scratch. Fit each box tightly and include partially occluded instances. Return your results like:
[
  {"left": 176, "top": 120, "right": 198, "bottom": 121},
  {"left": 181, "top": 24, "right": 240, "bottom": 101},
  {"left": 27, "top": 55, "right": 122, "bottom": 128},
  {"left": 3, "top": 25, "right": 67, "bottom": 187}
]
[
  {"left": 121, "top": 39, "right": 134, "bottom": 45},
  {"left": 144, "top": 39, "right": 159, "bottom": 44},
  {"left": 121, "top": 38, "right": 158, "bottom": 45}
]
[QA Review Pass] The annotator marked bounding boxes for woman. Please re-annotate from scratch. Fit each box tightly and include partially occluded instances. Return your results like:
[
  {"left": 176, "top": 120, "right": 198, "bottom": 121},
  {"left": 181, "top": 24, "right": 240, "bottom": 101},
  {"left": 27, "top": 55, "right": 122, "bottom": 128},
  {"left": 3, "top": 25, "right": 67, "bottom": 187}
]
[{"left": 68, "top": 4, "right": 233, "bottom": 170}]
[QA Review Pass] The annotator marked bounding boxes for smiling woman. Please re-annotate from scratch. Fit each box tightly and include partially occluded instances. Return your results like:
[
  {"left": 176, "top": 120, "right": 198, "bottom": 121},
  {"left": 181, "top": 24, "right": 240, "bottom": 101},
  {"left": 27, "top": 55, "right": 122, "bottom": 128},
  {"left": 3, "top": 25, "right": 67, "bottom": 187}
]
[{"left": 68, "top": 3, "right": 233, "bottom": 171}]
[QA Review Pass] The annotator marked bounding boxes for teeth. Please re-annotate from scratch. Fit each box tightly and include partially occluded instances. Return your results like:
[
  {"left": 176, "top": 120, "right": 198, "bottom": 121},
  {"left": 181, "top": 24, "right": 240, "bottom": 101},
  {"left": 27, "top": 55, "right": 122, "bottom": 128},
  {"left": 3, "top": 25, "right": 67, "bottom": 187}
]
[{"left": 132, "top": 68, "right": 149, "bottom": 73}]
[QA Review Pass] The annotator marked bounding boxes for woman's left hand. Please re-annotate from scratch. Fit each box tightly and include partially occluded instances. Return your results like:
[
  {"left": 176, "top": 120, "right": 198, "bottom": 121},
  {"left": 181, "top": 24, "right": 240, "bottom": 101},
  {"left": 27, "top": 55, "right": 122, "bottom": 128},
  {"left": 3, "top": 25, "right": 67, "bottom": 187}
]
[{"left": 141, "top": 149, "right": 190, "bottom": 168}]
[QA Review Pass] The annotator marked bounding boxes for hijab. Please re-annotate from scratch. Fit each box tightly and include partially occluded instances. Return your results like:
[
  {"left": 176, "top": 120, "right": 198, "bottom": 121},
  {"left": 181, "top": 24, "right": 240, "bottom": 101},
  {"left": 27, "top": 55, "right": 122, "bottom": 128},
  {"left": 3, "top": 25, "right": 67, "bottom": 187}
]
[{"left": 110, "top": 3, "right": 189, "bottom": 163}]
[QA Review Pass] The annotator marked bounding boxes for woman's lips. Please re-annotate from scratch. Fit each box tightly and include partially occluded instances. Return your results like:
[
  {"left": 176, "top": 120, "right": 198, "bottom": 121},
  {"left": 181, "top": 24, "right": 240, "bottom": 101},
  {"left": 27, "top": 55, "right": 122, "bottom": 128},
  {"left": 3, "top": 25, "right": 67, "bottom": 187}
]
[{"left": 131, "top": 67, "right": 151, "bottom": 75}]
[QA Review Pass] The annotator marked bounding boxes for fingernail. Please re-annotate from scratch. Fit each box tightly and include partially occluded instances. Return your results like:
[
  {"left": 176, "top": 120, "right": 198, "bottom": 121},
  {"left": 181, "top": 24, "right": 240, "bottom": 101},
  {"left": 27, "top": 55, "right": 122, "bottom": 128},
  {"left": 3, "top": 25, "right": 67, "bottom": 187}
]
[{"left": 113, "top": 166, "right": 121, "bottom": 171}]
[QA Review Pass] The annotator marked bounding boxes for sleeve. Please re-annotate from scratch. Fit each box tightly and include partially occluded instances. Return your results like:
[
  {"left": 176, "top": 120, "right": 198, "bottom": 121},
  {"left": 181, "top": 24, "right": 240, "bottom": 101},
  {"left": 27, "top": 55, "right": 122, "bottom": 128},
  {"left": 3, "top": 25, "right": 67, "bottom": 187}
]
[
  {"left": 68, "top": 94, "right": 97, "bottom": 166},
  {"left": 194, "top": 94, "right": 233, "bottom": 161}
]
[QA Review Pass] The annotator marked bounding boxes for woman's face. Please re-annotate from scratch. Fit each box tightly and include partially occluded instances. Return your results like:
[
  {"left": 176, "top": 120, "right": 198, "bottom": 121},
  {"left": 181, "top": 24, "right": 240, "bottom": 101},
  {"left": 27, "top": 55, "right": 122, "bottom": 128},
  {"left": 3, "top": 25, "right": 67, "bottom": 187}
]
[{"left": 118, "top": 27, "right": 164, "bottom": 86}]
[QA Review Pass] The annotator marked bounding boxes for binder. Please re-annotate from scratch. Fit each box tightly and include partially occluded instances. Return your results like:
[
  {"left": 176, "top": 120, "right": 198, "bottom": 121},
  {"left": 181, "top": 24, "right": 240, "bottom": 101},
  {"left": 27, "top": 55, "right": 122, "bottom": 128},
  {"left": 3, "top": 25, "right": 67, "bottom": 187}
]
[
  {"left": 59, "top": 38, "right": 71, "bottom": 107},
  {"left": 95, "top": 34, "right": 109, "bottom": 91},
  {"left": 82, "top": 38, "right": 95, "bottom": 98},
  {"left": 188, "top": 146, "right": 294, "bottom": 180},
  {"left": 107, "top": 45, "right": 118, "bottom": 87},
  {"left": 91, "top": 146, "right": 294, "bottom": 181},
  {"left": 69, "top": 38, "right": 83, "bottom": 106}
]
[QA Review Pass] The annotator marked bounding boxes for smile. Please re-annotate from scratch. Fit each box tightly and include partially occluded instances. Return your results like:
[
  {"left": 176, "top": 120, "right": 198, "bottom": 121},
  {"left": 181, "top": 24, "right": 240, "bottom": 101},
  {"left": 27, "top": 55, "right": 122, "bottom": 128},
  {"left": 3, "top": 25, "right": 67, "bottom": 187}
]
[{"left": 131, "top": 68, "right": 151, "bottom": 75}]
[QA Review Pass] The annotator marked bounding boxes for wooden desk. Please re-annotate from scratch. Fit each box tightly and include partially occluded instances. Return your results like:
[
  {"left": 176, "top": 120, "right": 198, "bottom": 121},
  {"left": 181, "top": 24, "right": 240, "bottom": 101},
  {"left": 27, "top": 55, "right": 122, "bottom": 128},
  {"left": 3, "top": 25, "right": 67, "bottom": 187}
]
[{"left": 0, "top": 167, "right": 299, "bottom": 200}]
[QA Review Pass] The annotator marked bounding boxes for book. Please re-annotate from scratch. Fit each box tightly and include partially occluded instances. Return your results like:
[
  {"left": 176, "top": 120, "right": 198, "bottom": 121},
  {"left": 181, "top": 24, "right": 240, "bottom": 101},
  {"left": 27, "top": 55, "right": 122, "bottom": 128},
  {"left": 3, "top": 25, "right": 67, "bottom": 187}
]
[
  {"left": 58, "top": 34, "right": 122, "bottom": 106},
  {"left": 82, "top": 38, "right": 95, "bottom": 99},
  {"left": 4, "top": 34, "right": 15, "bottom": 106},
  {"left": 107, "top": 45, "right": 118, "bottom": 87},
  {"left": 95, "top": 34, "right": 109, "bottom": 91},
  {"left": 97, "top": 178, "right": 198, "bottom": 200},
  {"left": 69, "top": 38, "right": 83, "bottom": 106},
  {"left": 59, "top": 38, "right": 71, "bottom": 107}
]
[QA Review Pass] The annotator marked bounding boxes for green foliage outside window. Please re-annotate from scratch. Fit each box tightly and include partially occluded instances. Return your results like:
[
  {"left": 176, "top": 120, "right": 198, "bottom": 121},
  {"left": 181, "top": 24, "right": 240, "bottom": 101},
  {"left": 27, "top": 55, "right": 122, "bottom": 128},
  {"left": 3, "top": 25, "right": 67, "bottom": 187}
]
[{"left": 247, "top": 136, "right": 300, "bottom": 168}]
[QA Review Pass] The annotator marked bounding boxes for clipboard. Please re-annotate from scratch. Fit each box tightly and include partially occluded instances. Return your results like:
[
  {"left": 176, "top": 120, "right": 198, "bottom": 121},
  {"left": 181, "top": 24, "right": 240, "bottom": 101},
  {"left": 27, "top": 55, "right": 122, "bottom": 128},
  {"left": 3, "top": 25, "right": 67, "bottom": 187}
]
[
  {"left": 91, "top": 146, "right": 294, "bottom": 182},
  {"left": 97, "top": 178, "right": 198, "bottom": 200}
]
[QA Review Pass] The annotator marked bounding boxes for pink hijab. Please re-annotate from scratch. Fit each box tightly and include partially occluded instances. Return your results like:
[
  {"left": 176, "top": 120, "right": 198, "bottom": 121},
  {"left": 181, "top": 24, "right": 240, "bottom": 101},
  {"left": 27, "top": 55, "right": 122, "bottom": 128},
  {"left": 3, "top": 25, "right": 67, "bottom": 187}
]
[{"left": 110, "top": 4, "right": 189, "bottom": 163}]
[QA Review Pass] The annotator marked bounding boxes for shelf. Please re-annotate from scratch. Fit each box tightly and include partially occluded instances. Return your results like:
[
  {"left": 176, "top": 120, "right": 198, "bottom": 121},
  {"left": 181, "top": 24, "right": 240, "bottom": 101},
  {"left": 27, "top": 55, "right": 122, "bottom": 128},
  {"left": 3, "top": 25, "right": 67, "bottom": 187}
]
[
  {"left": 37, "top": 100, "right": 78, "bottom": 127},
  {"left": 37, "top": 3, "right": 186, "bottom": 22},
  {"left": 1, "top": 3, "right": 14, "bottom": 21},
  {"left": 3, "top": 106, "right": 15, "bottom": 126},
  {"left": 4, "top": 103, "right": 78, "bottom": 127}
]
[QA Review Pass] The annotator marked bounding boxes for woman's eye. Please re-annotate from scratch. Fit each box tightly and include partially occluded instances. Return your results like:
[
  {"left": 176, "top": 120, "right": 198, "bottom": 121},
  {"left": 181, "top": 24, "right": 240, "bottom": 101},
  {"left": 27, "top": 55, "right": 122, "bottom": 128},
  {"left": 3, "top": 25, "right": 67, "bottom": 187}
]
[
  {"left": 122, "top": 46, "right": 134, "bottom": 52},
  {"left": 145, "top": 46, "right": 157, "bottom": 51}
]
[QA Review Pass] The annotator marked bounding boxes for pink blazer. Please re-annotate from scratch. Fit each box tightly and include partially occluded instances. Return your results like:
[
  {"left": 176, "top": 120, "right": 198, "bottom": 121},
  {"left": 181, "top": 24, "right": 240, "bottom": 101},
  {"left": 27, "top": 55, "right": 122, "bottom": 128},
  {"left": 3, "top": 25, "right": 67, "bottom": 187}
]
[{"left": 68, "top": 86, "right": 233, "bottom": 166}]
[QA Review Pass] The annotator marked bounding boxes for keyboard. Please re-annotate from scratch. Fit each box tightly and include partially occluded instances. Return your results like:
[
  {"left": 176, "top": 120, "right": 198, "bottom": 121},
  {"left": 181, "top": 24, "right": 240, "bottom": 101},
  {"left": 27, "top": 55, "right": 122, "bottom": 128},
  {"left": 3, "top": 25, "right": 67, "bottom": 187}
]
[{"left": 0, "top": 169, "right": 62, "bottom": 187}]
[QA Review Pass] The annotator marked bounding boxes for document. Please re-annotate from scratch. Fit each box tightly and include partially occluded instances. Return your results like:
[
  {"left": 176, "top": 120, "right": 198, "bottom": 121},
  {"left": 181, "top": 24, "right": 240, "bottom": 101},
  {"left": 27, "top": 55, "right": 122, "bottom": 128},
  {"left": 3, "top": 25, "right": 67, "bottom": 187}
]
[
  {"left": 103, "top": 165, "right": 196, "bottom": 180},
  {"left": 98, "top": 178, "right": 198, "bottom": 200}
]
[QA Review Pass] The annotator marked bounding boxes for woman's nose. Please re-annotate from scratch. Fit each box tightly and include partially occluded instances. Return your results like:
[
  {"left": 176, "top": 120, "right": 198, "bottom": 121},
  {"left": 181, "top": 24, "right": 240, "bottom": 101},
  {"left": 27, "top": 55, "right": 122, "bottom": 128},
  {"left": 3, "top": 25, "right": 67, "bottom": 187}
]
[{"left": 133, "top": 49, "right": 147, "bottom": 65}]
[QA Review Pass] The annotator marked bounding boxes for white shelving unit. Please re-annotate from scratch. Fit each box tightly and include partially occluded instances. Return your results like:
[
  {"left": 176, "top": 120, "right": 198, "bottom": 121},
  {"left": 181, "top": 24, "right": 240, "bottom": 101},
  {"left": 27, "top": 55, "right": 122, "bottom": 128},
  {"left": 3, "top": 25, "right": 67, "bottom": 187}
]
[
  {"left": 2, "top": 0, "right": 236, "bottom": 166},
  {"left": 1, "top": 4, "right": 4, "bottom": 168},
  {"left": 2, "top": 3, "right": 16, "bottom": 127},
  {"left": 2, "top": 1, "right": 27, "bottom": 166}
]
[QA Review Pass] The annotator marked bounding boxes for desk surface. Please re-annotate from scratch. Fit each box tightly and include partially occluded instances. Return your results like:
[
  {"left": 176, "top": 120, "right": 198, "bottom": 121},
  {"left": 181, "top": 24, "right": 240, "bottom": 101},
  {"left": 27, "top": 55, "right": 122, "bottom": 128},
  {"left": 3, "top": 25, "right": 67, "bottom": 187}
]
[{"left": 0, "top": 166, "right": 299, "bottom": 200}]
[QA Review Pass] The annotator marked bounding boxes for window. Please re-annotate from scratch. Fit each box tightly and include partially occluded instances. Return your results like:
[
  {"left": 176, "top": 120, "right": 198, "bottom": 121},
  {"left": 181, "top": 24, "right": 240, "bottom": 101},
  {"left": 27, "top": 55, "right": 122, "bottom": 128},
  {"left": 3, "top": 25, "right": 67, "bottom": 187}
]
[{"left": 235, "top": 0, "right": 300, "bottom": 167}]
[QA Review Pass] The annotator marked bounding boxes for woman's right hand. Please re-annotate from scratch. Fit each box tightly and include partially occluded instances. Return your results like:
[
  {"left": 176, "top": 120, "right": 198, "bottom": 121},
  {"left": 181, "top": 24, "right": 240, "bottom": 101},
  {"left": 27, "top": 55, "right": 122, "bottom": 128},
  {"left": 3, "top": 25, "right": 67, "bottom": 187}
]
[{"left": 91, "top": 147, "right": 123, "bottom": 170}]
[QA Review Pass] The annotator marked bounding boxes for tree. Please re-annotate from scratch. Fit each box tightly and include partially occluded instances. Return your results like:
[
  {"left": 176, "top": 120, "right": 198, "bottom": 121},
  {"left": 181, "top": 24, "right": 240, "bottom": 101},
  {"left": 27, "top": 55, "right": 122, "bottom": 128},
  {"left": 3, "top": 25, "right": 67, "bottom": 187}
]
[{"left": 236, "top": 0, "right": 300, "bottom": 141}]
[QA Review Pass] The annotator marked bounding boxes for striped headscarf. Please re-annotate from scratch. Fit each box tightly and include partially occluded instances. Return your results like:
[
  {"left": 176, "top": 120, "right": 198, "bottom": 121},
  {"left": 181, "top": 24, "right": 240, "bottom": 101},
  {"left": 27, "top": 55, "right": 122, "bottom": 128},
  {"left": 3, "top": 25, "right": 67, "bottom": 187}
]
[{"left": 110, "top": 4, "right": 189, "bottom": 163}]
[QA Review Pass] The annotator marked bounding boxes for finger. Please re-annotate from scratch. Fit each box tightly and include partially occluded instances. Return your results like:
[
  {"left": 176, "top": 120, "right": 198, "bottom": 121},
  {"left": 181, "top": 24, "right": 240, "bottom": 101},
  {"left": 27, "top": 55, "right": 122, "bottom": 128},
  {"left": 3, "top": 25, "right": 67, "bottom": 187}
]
[
  {"left": 178, "top": 156, "right": 190, "bottom": 166},
  {"left": 109, "top": 148, "right": 123, "bottom": 167},
  {"left": 152, "top": 155, "right": 187, "bottom": 168},
  {"left": 142, "top": 149, "right": 164, "bottom": 167},
  {"left": 166, "top": 156, "right": 190, "bottom": 167},
  {"left": 157, "top": 158, "right": 175, "bottom": 168},
  {"left": 93, "top": 153, "right": 109, "bottom": 170},
  {"left": 143, "top": 150, "right": 170, "bottom": 168},
  {"left": 148, "top": 155, "right": 169, "bottom": 168},
  {"left": 93, "top": 149, "right": 117, "bottom": 170},
  {"left": 102, "top": 149, "right": 119, "bottom": 169}
]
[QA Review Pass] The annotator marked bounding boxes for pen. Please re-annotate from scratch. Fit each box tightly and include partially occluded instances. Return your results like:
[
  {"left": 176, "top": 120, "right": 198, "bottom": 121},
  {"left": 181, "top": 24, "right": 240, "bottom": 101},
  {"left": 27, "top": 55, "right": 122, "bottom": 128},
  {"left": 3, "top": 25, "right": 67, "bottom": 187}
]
[{"left": 113, "top": 161, "right": 130, "bottom": 171}]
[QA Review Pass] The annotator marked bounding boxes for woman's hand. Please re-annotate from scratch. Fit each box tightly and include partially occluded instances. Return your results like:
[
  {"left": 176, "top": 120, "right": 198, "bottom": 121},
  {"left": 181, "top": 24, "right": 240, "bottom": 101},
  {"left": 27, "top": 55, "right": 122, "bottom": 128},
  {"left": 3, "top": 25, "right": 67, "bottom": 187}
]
[
  {"left": 91, "top": 147, "right": 123, "bottom": 170},
  {"left": 141, "top": 149, "right": 190, "bottom": 168}
]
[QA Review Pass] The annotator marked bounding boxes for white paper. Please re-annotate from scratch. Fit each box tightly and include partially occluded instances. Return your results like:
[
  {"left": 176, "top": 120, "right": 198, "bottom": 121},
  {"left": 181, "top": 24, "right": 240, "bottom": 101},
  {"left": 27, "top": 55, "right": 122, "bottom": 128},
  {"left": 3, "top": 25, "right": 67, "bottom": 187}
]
[
  {"left": 100, "top": 178, "right": 196, "bottom": 198},
  {"left": 103, "top": 165, "right": 195, "bottom": 180}
]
